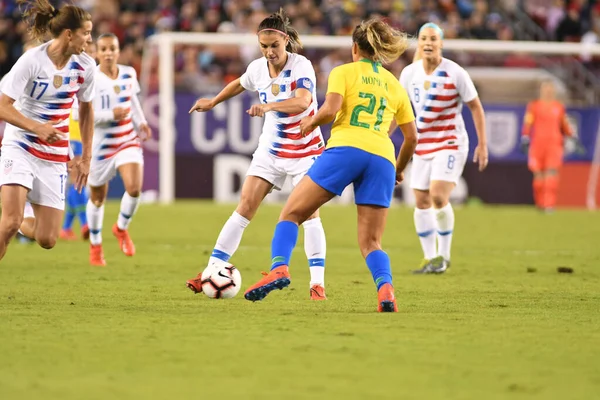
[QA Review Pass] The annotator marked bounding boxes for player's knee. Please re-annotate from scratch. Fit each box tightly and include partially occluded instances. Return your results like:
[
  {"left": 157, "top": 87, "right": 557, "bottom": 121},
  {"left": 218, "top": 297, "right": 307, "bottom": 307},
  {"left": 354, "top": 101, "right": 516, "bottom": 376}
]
[
  {"left": 1, "top": 216, "right": 23, "bottom": 238},
  {"left": 91, "top": 198, "right": 105, "bottom": 207},
  {"left": 236, "top": 196, "right": 259, "bottom": 220},
  {"left": 282, "top": 209, "right": 309, "bottom": 225},
  {"left": 36, "top": 235, "right": 57, "bottom": 250},
  {"left": 431, "top": 193, "right": 449, "bottom": 209},
  {"left": 125, "top": 187, "right": 141, "bottom": 198},
  {"left": 415, "top": 197, "right": 432, "bottom": 208}
]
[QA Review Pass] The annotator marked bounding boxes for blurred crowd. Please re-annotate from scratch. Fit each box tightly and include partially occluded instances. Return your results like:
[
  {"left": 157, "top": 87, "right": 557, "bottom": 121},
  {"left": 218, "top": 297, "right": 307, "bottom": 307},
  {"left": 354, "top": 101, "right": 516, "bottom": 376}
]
[{"left": 0, "top": 0, "right": 599, "bottom": 93}]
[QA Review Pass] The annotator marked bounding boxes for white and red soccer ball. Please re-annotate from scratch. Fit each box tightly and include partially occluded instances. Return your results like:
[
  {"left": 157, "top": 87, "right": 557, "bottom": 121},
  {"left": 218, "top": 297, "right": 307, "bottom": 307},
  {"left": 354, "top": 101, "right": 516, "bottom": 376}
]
[{"left": 201, "top": 262, "right": 242, "bottom": 299}]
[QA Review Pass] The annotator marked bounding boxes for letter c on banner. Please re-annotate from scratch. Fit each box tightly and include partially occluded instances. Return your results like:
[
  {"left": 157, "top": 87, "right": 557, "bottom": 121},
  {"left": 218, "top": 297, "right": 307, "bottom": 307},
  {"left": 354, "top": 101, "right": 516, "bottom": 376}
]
[{"left": 191, "top": 101, "right": 227, "bottom": 154}]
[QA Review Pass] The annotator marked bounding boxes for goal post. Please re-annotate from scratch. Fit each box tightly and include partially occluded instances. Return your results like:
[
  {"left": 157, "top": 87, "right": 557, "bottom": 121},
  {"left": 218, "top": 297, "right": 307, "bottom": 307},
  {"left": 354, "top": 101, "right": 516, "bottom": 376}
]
[{"left": 141, "top": 33, "right": 600, "bottom": 206}]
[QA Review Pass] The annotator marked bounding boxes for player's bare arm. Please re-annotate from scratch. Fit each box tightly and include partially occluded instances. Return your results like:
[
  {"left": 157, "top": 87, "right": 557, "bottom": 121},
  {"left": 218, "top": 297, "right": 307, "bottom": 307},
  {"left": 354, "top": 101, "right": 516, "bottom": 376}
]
[
  {"left": 299, "top": 92, "right": 343, "bottom": 136},
  {"left": 0, "top": 93, "right": 64, "bottom": 143},
  {"left": 75, "top": 100, "right": 94, "bottom": 191},
  {"left": 250, "top": 87, "right": 312, "bottom": 117},
  {"left": 466, "top": 97, "right": 488, "bottom": 171},
  {"left": 189, "top": 78, "right": 245, "bottom": 113},
  {"left": 131, "top": 91, "right": 151, "bottom": 141}
]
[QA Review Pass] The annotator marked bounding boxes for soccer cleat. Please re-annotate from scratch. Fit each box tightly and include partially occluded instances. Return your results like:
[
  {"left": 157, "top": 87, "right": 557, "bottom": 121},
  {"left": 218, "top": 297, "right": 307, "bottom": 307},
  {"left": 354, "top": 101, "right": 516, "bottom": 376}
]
[
  {"left": 186, "top": 273, "right": 203, "bottom": 294},
  {"left": 90, "top": 244, "right": 106, "bottom": 267},
  {"left": 244, "top": 265, "right": 291, "bottom": 302},
  {"left": 112, "top": 223, "right": 135, "bottom": 257},
  {"left": 59, "top": 228, "right": 77, "bottom": 241},
  {"left": 81, "top": 224, "right": 90, "bottom": 240},
  {"left": 412, "top": 258, "right": 435, "bottom": 274},
  {"left": 310, "top": 284, "right": 327, "bottom": 300},
  {"left": 429, "top": 256, "right": 451, "bottom": 274},
  {"left": 377, "top": 283, "right": 398, "bottom": 312}
]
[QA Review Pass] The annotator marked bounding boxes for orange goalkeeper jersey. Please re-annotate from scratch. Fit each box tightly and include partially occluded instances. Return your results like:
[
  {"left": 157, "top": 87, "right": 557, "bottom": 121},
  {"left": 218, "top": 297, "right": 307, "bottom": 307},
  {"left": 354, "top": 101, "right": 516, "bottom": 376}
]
[{"left": 522, "top": 100, "right": 572, "bottom": 148}]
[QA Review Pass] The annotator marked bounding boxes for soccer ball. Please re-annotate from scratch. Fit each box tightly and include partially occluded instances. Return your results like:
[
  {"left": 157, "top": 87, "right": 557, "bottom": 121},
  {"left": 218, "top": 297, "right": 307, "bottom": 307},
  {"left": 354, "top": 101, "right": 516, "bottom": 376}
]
[{"left": 201, "top": 262, "right": 242, "bottom": 299}]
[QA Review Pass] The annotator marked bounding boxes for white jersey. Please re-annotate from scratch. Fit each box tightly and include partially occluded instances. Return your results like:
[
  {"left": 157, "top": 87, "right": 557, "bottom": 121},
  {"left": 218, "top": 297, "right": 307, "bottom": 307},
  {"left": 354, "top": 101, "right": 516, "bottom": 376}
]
[
  {"left": 0, "top": 42, "right": 95, "bottom": 162},
  {"left": 92, "top": 65, "right": 146, "bottom": 161},
  {"left": 240, "top": 52, "right": 324, "bottom": 159},
  {"left": 400, "top": 58, "right": 477, "bottom": 158}
]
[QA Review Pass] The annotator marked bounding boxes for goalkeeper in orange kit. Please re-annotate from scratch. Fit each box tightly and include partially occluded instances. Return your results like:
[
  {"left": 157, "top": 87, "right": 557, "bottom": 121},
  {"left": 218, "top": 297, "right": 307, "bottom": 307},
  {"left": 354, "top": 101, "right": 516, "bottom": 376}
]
[{"left": 521, "top": 80, "right": 585, "bottom": 212}]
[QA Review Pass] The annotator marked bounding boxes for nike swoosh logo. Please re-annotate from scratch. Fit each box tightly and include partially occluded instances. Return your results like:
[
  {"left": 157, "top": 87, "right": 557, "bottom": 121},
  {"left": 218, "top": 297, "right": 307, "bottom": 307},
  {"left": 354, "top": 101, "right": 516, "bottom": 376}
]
[{"left": 217, "top": 270, "right": 230, "bottom": 279}]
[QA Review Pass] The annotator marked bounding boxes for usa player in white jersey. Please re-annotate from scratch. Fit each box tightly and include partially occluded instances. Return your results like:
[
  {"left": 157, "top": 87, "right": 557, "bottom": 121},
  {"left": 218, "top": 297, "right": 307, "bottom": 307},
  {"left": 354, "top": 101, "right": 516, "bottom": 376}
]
[
  {"left": 399, "top": 23, "right": 488, "bottom": 274},
  {"left": 0, "top": 1, "right": 95, "bottom": 262},
  {"left": 85, "top": 34, "right": 151, "bottom": 267},
  {"left": 187, "top": 10, "right": 328, "bottom": 300}
]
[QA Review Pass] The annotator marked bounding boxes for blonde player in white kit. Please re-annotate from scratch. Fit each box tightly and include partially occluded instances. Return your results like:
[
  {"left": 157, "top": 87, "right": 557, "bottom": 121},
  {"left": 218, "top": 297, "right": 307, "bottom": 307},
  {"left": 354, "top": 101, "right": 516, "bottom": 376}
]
[
  {"left": 85, "top": 34, "right": 152, "bottom": 267},
  {"left": 399, "top": 23, "right": 488, "bottom": 274},
  {"left": 186, "top": 10, "right": 328, "bottom": 300},
  {"left": 0, "top": 1, "right": 96, "bottom": 262}
]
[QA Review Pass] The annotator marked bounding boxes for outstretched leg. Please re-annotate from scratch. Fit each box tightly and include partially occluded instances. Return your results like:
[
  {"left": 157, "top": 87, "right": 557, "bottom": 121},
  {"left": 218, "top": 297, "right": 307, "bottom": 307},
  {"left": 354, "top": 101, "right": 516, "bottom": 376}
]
[
  {"left": 244, "top": 175, "right": 335, "bottom": 302},
  {"left": 186, "top": 175, "right": 273, "bottom": 293}
]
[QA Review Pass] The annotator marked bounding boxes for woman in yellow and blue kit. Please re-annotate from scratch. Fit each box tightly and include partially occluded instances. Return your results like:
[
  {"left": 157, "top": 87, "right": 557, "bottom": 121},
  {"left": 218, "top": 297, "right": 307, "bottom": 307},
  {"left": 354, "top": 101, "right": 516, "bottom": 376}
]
[{"left": 244, "top": 19, "right": 418, "bottom": 312}]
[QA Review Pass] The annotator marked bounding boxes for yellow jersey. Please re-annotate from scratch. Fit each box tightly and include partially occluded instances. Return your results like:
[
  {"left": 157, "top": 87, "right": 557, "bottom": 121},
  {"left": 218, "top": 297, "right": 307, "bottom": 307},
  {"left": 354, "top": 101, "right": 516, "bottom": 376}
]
[
  {"left": 326, "top": 59, "right": 414, "bottom": 164},
  {"left": 69, "top": 109, "right": 81, "bottom": 142}
]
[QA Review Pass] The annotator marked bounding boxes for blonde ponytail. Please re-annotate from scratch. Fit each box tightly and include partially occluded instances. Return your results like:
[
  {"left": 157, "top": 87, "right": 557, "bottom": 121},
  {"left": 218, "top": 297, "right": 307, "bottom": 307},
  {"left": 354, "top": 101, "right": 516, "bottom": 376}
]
[{"left": 352, "top": 19, "right": 409, "bottom": 64}]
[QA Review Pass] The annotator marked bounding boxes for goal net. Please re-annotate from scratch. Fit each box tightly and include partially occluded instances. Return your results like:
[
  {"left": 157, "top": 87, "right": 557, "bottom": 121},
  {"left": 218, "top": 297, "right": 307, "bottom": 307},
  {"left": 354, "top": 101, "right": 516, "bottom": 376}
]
[{"left": 140, "top": 33, "right": 600, "bottom": 209}]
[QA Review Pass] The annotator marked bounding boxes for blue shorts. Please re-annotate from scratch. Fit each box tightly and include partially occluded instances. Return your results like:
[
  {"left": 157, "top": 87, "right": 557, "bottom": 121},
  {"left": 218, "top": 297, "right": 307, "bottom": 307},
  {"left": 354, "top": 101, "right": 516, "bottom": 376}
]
[
  {"left": 70, "top": 140, "right": 83, "bottom": 157},
  {"left": 307, "top": 146, "right": 396, "bottom": 208}
]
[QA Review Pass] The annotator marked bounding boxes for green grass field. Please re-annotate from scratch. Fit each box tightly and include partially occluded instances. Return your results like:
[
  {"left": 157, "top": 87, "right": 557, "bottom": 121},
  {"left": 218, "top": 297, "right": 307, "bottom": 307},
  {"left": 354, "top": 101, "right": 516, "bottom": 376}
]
[{"left": 0, "top": 202, "right": 599, "bottom": 399}]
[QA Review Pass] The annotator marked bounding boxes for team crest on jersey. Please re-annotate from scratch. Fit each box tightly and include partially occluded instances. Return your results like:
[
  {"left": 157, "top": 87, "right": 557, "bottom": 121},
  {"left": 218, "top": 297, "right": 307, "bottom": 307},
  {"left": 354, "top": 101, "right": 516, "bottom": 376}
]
[
  {"left": 271, "top": 83, "right": 280, "bottom": 96},
  {"left": 424, "top": 81, "right": 431, "bottom": 90},
  {"left": 69, "top": 70, "right": 80, "bottom": 88},
  {"left": 53, "top": 75, "right": 63, "bottom": 88},
  {"left": 114, "top": 85, "right": 121, "bottom": 94}
]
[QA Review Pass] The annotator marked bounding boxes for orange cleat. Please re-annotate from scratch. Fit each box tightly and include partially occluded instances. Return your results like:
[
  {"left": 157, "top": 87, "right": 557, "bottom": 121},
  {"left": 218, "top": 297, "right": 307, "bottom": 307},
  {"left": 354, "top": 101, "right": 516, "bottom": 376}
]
[
  {"left": 81, "top": 224, "right": 90, "bottom": 240},
  {"left": 244, "top": 265, "right": 291, "bottom": 302},
  {"left": 90, "top": 244, "right": 106, "bottom": 267},
  {"left": 112, "top": 223, "right": 135, "bottom": 257},
  {"left": 60, "top": 229, "right": 77, "bottom": 241},
  {"left": 377, "top": 283, "right": 398, "bottom": 312},
  {"left": 310, "top": 284, "right": 327, "bottom": 300},
  {"left": 186, "top": 273, "right": 203, "bottom": 294}
]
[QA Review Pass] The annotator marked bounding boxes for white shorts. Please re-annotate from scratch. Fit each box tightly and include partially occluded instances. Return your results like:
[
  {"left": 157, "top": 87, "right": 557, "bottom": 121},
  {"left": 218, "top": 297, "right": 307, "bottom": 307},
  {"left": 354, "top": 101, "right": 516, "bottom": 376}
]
[
  {"left": 410, "top": 149, "right": 468, "bottom": 190},
  {"left": 88, "top": 146, "right": 144, "bottom": 187},
  {"left": 0, "top": 146, "right": 67, "bottom": 210},
  {"left": 246, "top": 149, "right": 318, "bottom": 190}
]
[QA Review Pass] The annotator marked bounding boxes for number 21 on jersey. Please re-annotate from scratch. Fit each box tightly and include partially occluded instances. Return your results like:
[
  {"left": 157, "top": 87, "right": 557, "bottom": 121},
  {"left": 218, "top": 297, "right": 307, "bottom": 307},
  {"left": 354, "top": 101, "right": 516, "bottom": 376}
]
[{"left": 350, "top": 92, "right": 387, "bottom": 132}]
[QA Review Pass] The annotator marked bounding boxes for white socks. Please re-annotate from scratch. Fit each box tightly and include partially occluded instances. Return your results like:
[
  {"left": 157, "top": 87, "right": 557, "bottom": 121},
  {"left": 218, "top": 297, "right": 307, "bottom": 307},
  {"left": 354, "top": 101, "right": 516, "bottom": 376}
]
[
  {"left": 414, "top": 208, "right": 437, "bottom": 260},
  {"left": 117, "top": 193, "right": 141, "bottom": 231},
  {"left": 209, "top": 214, "right": 327, "bottom": 288},
  {"left": 303, "top": 217, "right": 326, "bottom": 287},
  {"left": 86, "top": 201, "right": 104, "bottom": 245},
  {"left": 209, "top": 211, "right": 250, "bottom": 264},
  {"left": 435, "top": 203, "right": 454, "bottom": 261}
]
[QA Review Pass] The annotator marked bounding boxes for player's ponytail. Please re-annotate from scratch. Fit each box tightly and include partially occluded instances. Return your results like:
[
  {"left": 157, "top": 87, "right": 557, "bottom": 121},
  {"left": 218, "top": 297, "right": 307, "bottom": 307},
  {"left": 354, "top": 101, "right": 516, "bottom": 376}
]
[
  {"left": 17, "top": 0, "right": 91, "bottom": 42},
  {"left": 352, "top": 19, "right": 409, "bottom": 64},
  {"left": 257, "top": 8, "right": 303, "bottom": 53}
]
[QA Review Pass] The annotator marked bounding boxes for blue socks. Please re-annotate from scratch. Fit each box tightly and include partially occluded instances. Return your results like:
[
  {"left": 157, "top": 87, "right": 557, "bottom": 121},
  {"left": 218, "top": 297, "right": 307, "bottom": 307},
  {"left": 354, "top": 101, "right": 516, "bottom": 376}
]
[
  {"left": 270, "top": 221, "right": 299, "bottom": 270},
  {"left": 62, "top": 184, "right": 89, "bottom": 230},
  {"left": 366, "top": 250, "right": 393, "bottom": 290}
]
